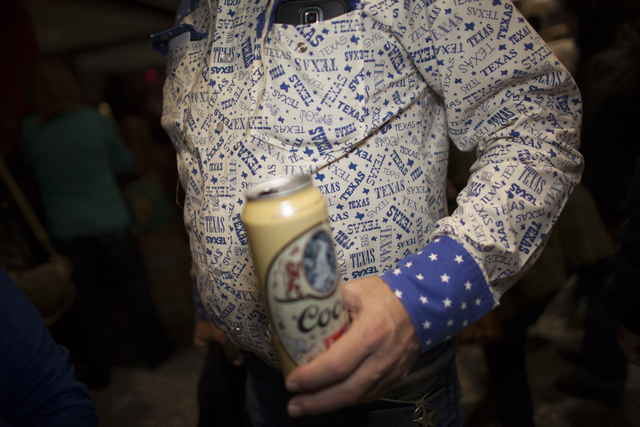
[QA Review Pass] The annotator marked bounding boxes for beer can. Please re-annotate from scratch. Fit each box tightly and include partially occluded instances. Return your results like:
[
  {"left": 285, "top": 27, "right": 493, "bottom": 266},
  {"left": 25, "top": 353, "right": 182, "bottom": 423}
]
[{"left": 242, "top": 174, "right": 349, "bottom": 377}]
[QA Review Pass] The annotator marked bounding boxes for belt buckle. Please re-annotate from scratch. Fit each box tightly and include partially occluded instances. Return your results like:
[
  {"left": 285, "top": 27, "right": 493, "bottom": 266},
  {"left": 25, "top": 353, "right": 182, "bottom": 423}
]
[{"left": 413, "top": 399, "right": 438, "bottom": 427}]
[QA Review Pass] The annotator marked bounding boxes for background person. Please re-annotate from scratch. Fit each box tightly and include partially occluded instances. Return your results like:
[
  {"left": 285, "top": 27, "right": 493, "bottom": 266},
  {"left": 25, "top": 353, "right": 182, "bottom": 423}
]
[
  {"left": 21, "top": 58, "right": 172, "bottom": 389},
  {"left": 605, "top": 156, "right": 640, "bottom": 367},
  {"left": 552, "top": 0, "right": 640, "bottom": 398}
]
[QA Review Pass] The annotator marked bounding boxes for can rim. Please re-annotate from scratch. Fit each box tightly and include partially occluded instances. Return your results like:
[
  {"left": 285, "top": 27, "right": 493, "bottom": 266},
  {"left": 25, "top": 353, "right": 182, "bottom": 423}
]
[{"left": 245, "top": 174, "right": 312, "bottom": 200}]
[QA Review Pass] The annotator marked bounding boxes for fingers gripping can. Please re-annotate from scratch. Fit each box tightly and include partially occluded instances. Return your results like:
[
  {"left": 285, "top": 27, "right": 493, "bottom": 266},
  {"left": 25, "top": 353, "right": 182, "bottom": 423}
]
[{"left": 242, "top": 175, "right": 349, "bottom": 377}]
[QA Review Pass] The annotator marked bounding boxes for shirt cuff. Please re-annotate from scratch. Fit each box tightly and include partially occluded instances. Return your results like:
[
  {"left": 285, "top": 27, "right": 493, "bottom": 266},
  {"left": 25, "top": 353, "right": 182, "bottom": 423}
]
[{"left": 380, "top": 236, "right": 495, "bottom": 352}]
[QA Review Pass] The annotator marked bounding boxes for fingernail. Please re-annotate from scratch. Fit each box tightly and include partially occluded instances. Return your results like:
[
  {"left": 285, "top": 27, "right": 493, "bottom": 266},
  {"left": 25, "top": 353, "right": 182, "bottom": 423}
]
[
  {"left": 285, "top": 380, "right": 300, "bottom": 392},
  {"left": 288, "top": 404, "right": 303, "bottom": 418}
]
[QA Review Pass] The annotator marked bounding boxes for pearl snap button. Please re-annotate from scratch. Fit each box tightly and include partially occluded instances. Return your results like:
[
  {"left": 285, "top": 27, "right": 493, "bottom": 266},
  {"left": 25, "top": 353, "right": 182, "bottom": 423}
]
[
  {"left": 216, "top": 121, "right": 224, "bottom": 132},
  {"left": 296, "top": 42, "right": 307, "bottom": 53},
  {"left": 213, "top": 267, "right": 222, "bottom": 277}
]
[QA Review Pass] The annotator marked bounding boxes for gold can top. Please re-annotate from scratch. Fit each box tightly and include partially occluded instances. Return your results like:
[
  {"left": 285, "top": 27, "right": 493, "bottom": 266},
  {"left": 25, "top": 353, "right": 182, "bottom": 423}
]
[{"left": 245, "top": 175, "right": 313, "bottom": 200}]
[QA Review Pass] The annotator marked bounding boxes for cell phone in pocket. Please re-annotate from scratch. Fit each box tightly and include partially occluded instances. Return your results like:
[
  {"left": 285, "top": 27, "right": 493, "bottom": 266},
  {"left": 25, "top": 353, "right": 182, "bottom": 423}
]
[{"left": 275, "top": 0, "right": 351, "bottom": 25}]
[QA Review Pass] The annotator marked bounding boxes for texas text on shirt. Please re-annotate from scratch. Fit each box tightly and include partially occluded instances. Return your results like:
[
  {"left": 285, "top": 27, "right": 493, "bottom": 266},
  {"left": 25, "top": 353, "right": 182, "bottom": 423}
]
[{"left": 153, "top": 0, "right": 582, "bottom": 372}]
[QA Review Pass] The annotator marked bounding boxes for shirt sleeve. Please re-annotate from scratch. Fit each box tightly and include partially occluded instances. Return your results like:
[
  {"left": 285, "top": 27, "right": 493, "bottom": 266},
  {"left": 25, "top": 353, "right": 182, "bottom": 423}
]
[
  {"left": 380, "top": 235, "right": 493, "bottom": 351},
  {"left": 0, "top": 268, "right": 98, "bottom": 427},
  {"left": 193, "top": 277, "right": 212, "bottom": 321},
  {"left": 370, "top": 0, "right": 583, "bottom": 350}
]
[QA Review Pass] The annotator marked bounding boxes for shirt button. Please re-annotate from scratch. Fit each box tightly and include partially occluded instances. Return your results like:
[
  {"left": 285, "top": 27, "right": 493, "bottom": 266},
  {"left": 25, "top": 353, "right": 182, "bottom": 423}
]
[
  {"left": 220, "top": 52, "right": 233, "bottom": 62},
  {"left": 213, "top": 267, "right": 223, "bottom": 277},
  {"left": 232, "top": 327, "right": 243, "bottom": 336},
  {"left": 296, "top": 42, "right": 307, "bottom": 53},
  {"left": 216, "top": 121, "right": 224, "bottom": 132}
]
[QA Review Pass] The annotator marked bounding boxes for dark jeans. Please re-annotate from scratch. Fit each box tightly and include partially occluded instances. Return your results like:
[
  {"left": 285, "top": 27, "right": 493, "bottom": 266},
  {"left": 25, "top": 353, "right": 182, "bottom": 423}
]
[
  {"left": 49, "top": 228, "right": 170, "bottom": 381},
  {"left": 577, "top": 263, "right": 628, "bottom": 389},
  {"left": 198, "top": 342, "right": 251, "bottom": 427},
  {"left": 244, "top": 353, "right": 461, "bottom": 427},
  {"left": 483, "top": 292, "right": 557, "bottom": 427}
]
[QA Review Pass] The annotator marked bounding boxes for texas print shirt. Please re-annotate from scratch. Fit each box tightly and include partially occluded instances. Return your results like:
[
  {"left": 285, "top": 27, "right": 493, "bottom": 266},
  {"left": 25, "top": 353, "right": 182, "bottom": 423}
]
[{"left": 153, "top": 0, "right": 583, "bottom": 366}]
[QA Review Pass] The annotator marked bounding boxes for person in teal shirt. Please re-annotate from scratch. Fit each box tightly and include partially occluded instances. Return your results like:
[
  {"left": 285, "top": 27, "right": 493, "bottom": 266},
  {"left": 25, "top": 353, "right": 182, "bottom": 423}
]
[
  {"left": 22, "top": 104, "right": 133, "bottom": 239},
  {"left": 21, "top": 58, "right": 171, "bottom": 388}
]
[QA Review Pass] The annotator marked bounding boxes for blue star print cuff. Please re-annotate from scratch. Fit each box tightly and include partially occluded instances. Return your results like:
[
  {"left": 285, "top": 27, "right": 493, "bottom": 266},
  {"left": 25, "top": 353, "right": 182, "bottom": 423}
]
[{"left": 380, "top": 236, "right": 494, "bottom": 352}]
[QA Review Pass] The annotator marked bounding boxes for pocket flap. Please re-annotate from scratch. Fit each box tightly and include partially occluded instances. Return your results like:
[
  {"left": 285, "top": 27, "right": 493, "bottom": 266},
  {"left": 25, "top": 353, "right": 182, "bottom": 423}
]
[{"left": 151, "top": 24, "right": 208, "bottom": 56}]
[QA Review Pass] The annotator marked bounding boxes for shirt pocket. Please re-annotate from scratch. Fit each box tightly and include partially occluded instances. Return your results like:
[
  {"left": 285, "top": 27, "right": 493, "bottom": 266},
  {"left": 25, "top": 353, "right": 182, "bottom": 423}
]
[
  {"left": 257, "top": 11, "right": 370, "bottom": 161},
  {"left": 152, "top": 24, "right": 208, "bottom": 150}
]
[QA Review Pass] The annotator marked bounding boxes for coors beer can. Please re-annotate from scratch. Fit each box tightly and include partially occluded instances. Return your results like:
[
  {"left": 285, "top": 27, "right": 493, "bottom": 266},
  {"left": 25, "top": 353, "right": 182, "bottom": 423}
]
[{"left": 242, "top": 175, "right": 349, "bottom": 377}]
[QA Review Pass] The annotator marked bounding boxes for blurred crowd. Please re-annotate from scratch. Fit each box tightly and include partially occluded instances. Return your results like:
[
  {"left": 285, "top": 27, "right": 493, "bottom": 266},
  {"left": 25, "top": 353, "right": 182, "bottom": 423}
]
[{"left": 1, "top": 0, "right": 639, "bottom": 426}]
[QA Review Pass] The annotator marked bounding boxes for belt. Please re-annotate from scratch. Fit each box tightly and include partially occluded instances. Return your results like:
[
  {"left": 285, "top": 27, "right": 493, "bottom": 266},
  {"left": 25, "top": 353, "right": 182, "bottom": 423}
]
[{"left": 366, "top": 371, "right": 453, "bottom": 427}]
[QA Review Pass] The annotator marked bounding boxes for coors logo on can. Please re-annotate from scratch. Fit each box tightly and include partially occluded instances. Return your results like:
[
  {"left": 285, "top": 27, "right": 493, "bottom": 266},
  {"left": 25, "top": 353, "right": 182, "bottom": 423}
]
[
  {"left": 242, "top": 175, "right": 349, "bottom": 376},
  {"left": 267, "top": 222, "right": 348, "bottom": 365}
]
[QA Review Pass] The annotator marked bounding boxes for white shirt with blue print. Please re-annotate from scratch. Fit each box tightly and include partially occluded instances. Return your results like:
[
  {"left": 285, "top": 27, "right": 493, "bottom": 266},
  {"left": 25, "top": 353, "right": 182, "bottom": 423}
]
[{"left": 153, "top": 0, "right": 583, "bottom": 366}]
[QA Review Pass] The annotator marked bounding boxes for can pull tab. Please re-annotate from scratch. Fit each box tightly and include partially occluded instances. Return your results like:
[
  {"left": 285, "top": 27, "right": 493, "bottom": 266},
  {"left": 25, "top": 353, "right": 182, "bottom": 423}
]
[{"left": 259, "top": 186, "right": 277, "bottom": 196}]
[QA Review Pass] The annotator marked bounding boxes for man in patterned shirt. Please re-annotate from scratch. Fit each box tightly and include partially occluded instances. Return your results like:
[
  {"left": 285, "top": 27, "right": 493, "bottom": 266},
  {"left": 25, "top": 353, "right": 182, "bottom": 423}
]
[{"left": 153, "top": 0, "right": 583, "bottom": 424}]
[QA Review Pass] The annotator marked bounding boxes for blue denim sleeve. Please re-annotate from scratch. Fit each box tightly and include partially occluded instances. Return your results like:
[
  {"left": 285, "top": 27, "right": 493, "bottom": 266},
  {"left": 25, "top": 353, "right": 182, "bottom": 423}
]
[
  {"left": 380, "top": 236, "right": 495, "bottom": 352},
  {"left": 0, "top": 268, "right": 98, "bottom": 426}
]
